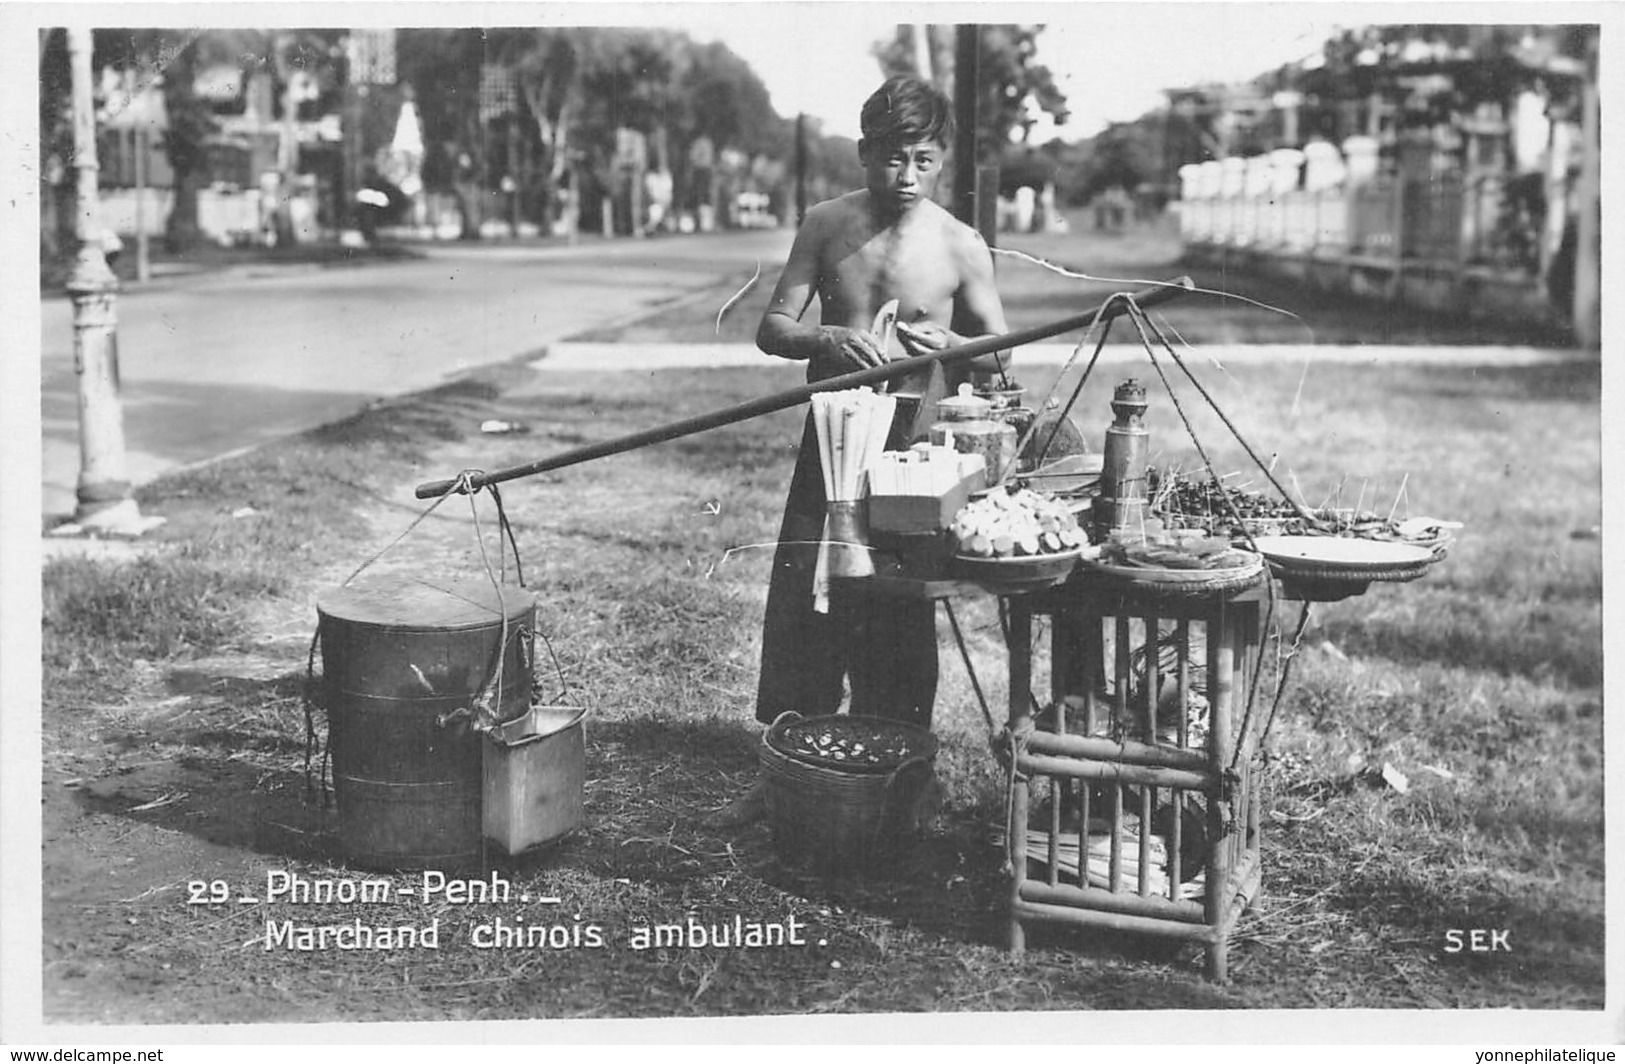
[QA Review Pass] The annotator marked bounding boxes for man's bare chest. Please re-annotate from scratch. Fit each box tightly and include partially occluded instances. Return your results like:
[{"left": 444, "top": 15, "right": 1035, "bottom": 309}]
[{"left": 820, "top": 231, "right": 959, "bottom": 316}]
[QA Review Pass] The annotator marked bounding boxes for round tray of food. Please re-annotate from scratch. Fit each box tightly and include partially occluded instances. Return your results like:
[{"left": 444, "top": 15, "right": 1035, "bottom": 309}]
[
  {"left": 1249, "top": 534, "right": 1439, "bottom": 583},
  {"left": 950, "top": 487, "right": 1095, "bottom": 593},
  {"left": 1150, "top": 471, "right": 1463, "bottom": 556},
  {"left": 1387, "top": 517, "right": 1462, "bottom": 558},
  {"left": 953, "top": 545, "right": 1092, "bottom": 592},
  {"left": 1082, "top": 538, "right": 1267, "bottom": 594}
]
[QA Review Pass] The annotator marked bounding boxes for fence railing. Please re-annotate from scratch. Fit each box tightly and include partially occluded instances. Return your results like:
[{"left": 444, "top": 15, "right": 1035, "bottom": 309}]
[{"left": 1178, "top": 172, "right": 1539, "bottom": 277}]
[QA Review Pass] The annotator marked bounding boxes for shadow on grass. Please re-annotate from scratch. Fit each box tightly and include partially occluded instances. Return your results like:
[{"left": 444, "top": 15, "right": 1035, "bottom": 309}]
[
  {"left": 62, "top": 664, "right": 336, "bottom": 862},
  {"left": 71, "top": 758, "right": 331, "bottom": 864},
  {"left": 305, "top": 376, "right": 503, "bottom": 450},
  {"left": 581, "top": 712, "right": 1238, "bottom": 984},
  {"left": 1316, "top": 858, "right": 1604, "bottom": 1000}
]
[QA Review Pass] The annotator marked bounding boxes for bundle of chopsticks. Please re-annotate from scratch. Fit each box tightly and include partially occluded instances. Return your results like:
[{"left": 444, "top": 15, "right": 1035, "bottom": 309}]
[{"left": 811, "top": 388, "right": 897, "bottom": 611}]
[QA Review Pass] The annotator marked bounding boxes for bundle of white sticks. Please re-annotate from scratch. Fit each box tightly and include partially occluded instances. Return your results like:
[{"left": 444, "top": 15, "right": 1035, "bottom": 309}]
[{"left": 810, "top": 388, "right": 896, "bottom": 612}]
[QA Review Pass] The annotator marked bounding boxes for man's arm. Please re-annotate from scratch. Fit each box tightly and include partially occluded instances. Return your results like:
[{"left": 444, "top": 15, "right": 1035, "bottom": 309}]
[
  {"left": 755, "top": 205, "right": 887, "bottom": 371},
  {"left": 951, "top": 229, "right": 1013, "bottom": 376}
]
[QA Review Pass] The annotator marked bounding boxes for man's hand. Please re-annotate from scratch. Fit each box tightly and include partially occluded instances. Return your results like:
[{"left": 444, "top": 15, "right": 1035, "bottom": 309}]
[
  {"left": 816, "top": 325, "right": 888, "bottom": 371},
  {"left": 896, "top": 319, "right": 958, "bottom": 355}
]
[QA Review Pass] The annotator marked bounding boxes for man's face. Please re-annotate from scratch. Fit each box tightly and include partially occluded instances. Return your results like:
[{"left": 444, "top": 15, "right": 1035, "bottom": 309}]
[{"left": 860, "top": 137, "right": 946, "bottom": 214}]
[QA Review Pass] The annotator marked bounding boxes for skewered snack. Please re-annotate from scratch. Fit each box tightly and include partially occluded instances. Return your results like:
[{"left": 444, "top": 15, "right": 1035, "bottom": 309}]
[
  {"left": 1152, "top": 470, "right": 1461, "bottom": 551},
  {"left": 1102, "top": 538, "right": 1259, "bottom": 572}
]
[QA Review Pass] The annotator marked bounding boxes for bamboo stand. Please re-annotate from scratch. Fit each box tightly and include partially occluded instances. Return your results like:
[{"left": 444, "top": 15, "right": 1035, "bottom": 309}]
[{"left": 1001, "top": 580, "right": 1266, "bottom": 982}]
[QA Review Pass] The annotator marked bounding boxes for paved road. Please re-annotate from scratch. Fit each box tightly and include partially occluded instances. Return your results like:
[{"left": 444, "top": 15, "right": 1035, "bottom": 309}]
[{"left": 39, "top": 230, "right": 792, "bottom": 520}]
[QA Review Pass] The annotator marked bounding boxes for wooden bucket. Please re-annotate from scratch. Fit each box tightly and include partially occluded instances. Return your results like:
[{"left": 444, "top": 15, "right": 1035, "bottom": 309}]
[{"left": 317, "top": 575, "right": 535, "bottom": 870}]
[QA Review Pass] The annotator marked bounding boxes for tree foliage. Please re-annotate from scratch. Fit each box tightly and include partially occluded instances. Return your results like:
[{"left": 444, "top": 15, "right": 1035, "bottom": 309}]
[
  {"left": 396, "top": 26, "right": 853, "bottom": 232},
  {"left": 40, "top": 28, "right": 353, "bottom": 252},
  {"left": 44, "top": 22, "right": 898, "bottom": 248},
  {"left": 874, "top": 24, "right": 1069, "bottom": 155}
]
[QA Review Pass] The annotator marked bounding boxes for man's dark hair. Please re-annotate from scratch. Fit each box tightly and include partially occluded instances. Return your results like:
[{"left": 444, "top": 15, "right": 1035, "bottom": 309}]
[{"left": 860, "top": 76, "right": 954, "bottom": 150}]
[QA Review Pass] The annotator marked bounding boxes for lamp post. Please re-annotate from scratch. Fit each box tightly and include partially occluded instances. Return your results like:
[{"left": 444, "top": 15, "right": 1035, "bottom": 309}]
[{"left": 61, "top": 27, "right": 160, "bottom": 536}]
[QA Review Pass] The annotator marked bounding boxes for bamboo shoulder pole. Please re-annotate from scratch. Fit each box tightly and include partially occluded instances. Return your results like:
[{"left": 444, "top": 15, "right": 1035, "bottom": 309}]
[{"left": 416, "top": 277, "right": 1195, "bottom": 498}]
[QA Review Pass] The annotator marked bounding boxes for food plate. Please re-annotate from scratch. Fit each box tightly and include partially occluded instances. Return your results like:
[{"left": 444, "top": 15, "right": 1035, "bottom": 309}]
[
  {"left": 1082, "top": 551, "right": 1265, "bottom": 585},
  {"left": 953, "top": 547, "right": 1087, "bottom": 593},
  {"left": 1251, "top": 535, "right": 1435, "bottom": 571}
]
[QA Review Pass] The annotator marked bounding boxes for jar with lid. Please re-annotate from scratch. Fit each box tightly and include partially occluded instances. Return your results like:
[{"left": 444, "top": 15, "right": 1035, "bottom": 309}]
[
  {"left": 976, "top": 382, "right": 1038, "bottom": 469},
  {"left": 930, "top": 383, "right": 1019, "bottom": 488}
]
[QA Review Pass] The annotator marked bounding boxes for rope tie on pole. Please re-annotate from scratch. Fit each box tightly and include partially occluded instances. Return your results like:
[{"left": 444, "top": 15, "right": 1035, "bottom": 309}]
[{"left": 302, "top": 468, "right": 539, "bottom": 801}]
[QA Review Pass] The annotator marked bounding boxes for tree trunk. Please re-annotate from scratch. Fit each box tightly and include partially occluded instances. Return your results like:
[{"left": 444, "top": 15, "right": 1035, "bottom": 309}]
[
  {"left": 452, "top": 178, "right": 482, "bottom": 240},
  {"left": 165, "top": 168, "right": 204, "bottom": 252},
  {"left": 271, "top": 36, "right": 301, "bottom": 247},
  {"left": 160, "top": 46, "right": 207, "bottom": 253}
]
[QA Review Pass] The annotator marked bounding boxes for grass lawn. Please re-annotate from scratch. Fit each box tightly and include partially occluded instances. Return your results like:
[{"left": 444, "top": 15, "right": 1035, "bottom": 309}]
[{"left": 38, "top": 311, "right": 1604, "bottom": 1032}]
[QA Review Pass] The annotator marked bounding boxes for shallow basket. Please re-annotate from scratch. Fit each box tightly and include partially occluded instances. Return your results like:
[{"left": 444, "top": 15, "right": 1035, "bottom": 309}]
[
  {"left": 952, "top": 547, "right": 1086, "bottom": 595},
  {"left": 1081, "top": 552, "right": 1267, "bottom": 599},
  {"left": 759, "top": 712, "right": 938, "bottom": 870}
]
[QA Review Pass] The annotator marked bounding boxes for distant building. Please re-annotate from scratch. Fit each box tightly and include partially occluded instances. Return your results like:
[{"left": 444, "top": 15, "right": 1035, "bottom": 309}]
[{"left": 1170, "top": 24, "right": 1598, "bottom": 341}]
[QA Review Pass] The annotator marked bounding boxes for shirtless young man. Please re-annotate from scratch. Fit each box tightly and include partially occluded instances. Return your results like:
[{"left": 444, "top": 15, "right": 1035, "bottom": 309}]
[{"left": 752, "top": 75, "right": 1011, "bottom": 728}]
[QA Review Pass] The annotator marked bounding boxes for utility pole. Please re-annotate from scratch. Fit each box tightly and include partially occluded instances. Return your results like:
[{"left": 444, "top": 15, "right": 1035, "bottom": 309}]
[
  {"left": 61, "top": 27, "right": 160, "bottom": 536},
  {"left": 1572, "top": 31, "right": 1599, "bottom": 350},
  {"left": 952, "top": 24, "right": 980, "bottom": 229},
  {"left": 952, "top": 24, "right": 998, "bottom": 249},
  {"left": 794, "top": 112, "right": 807, "bottom": 226}
]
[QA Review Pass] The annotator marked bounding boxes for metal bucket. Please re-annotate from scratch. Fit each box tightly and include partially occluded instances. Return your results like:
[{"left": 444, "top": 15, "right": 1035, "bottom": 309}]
[
  {"left": 317, "top": 575, "right": 535, "bottom": 870},
  {"left": 482, "top": 704, "right": 587, "bottom": 857}
]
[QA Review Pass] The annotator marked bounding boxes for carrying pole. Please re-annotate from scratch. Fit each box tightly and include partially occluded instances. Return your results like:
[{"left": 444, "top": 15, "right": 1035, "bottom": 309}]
[{"left": 416, "top": 278, "right": 1196, "bottom": 499}]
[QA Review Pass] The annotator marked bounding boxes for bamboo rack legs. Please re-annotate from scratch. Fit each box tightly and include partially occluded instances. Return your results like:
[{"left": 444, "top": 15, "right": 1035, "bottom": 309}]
[
  {"left": 1000, "top": 588, "right": 1265, "bottom": 982},
  {"left": 1006, "top": 604, "right": 1033, "bottom": 957}
]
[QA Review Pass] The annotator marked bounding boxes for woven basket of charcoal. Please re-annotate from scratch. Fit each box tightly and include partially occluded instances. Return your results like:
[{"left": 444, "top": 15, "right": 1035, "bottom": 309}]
[{"left": 759, "top": 712, "right": 938, "bottom": 869}]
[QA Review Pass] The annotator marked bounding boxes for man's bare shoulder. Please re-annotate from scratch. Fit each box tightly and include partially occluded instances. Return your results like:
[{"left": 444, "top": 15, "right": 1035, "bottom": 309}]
[
  {"left": 923, "top": 201, "right": 986, "bottom": 248},
  {"left": 918, "top": 200, "right": 994, "bottom": 269},
  {"left": 805, "top": 190, "right": 870, "bottom": 227}
]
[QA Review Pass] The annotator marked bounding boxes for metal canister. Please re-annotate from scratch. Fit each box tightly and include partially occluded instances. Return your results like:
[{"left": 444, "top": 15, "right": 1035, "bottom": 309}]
[
  {"left": 930, "top": 384, "right": 1018, "bottom": 487},
  {"left": 317, "top": 575, "right": 536, "bottom": 870},
  {"left": 1094, "top": 379, "right": 1151, "bottom": 536}
]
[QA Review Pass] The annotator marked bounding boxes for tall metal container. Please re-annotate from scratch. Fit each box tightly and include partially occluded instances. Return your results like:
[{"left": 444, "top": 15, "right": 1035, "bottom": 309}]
[
  {"left": 1094, "top": 379, "right": 1152, "bottom": 537},
  {"left": 317, "top": 575, "right": 535, "bottom": 870}
]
